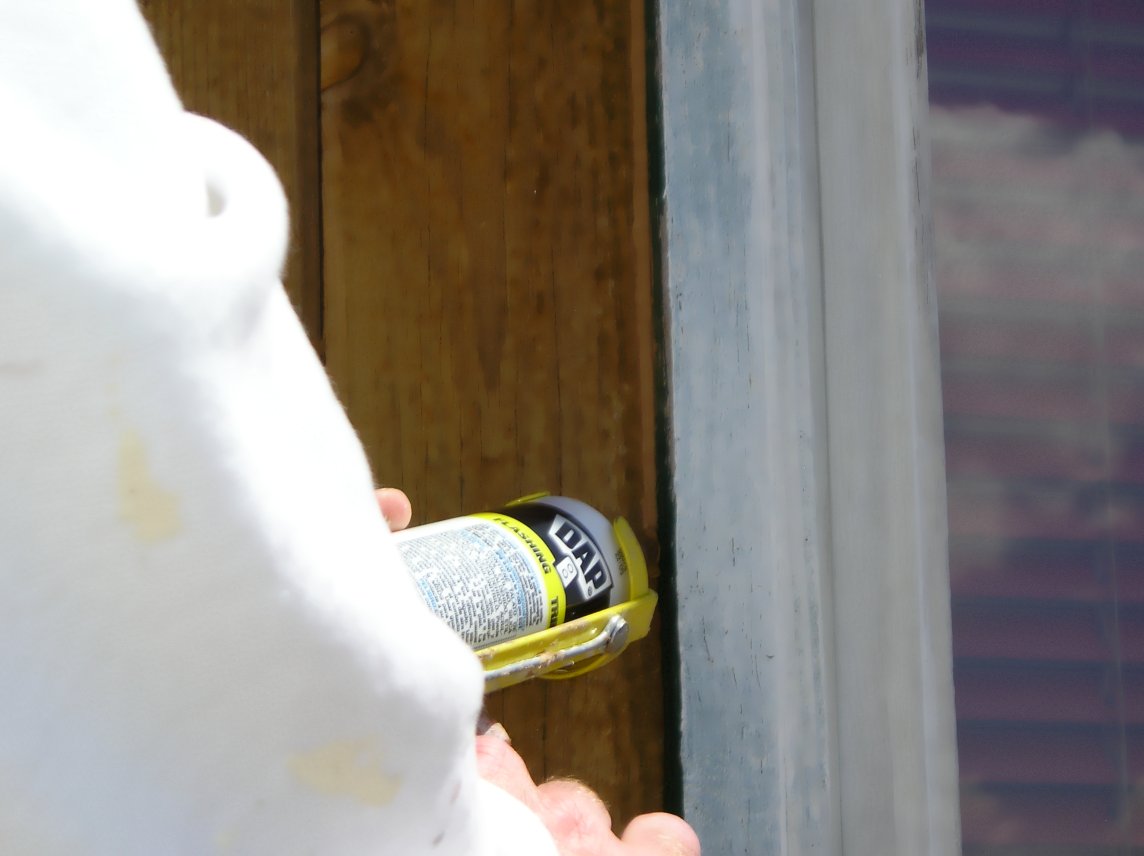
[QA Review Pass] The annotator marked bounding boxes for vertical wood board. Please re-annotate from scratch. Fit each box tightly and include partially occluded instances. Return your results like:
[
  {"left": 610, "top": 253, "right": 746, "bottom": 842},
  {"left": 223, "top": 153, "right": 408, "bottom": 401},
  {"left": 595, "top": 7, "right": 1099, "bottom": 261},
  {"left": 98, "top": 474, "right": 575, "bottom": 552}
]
[{"left": 319, "top": 0, "right": 663, "bottom": 823}]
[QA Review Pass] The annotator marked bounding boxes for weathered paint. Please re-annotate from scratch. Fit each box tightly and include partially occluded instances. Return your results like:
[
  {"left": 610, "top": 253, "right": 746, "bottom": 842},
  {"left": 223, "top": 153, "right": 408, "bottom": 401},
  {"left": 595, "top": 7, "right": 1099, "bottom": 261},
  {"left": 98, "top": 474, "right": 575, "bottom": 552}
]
[
  {"left": 656, "top": 0, "right": 960, "bottom": 853},
  {"left": 655, "top": 1, "right": 838, "bottom": 853},
  {"left": 815, "top": 1, "right": 961, "bottom": 854}
]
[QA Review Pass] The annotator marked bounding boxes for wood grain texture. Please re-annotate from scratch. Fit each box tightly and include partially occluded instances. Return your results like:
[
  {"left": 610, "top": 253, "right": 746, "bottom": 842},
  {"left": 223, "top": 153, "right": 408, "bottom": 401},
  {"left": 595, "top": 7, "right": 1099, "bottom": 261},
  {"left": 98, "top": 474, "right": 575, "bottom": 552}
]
[
  {"left": 139, "top": 0, "right": 323, "bottom": 348},
  {"left": 319, "top": 0, "right": 662, "bottom": 823}
]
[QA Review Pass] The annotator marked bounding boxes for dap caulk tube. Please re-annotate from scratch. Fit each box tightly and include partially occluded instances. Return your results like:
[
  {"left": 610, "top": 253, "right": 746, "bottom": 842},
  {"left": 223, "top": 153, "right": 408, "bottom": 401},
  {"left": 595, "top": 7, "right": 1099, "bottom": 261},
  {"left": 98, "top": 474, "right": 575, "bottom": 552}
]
[{"left": 391, "top": 493, "right": 657, "bottom": 691}]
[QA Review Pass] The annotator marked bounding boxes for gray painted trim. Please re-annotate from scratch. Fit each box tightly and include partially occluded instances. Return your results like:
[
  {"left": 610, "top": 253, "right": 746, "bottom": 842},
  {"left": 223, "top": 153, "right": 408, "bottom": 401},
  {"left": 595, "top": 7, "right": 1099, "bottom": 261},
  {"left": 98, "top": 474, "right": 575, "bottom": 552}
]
[
  {"left": 815, "top": 2, "right": 961, "bottom": 853},
  {"left": 656, "top": 1, "right": 838, "bottom": 853},
  {"left": 656, "top": 0, "right": 960, "bottom": 853}
]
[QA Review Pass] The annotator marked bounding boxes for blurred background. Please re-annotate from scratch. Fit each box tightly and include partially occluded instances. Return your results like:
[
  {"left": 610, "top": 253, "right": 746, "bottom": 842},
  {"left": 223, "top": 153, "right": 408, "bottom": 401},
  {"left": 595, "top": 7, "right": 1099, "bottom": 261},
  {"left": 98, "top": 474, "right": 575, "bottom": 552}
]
[{"left": 929, "top": 0, "right": 1144, "bottom": 851}]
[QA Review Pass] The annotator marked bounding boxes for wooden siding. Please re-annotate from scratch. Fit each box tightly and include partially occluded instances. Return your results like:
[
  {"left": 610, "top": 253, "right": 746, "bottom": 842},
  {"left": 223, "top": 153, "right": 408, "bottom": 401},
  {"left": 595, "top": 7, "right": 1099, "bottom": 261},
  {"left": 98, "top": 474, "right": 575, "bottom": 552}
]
[{"left": 140, "top": 0, "right": 662, "bottom": 825}]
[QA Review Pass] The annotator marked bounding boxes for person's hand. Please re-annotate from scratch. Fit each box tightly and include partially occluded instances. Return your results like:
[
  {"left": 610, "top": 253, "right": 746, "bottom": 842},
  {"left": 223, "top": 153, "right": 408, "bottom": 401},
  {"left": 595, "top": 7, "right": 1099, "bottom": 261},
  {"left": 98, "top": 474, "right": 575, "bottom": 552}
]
[
  {"left": 476, "top": 728, "right": 700, "bottom": 856},
  {"left": 375, "top": 488, "right": 697, "bottom": 853},
  {"left": 374, "top": 487, "right": 413, "bottom": 531}
]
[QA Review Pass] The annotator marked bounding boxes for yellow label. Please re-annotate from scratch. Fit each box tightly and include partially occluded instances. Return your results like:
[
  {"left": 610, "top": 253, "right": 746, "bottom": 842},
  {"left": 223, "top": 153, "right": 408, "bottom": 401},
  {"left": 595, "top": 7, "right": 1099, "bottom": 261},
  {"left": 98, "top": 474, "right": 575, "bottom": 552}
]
[{"left": 475, "top": 512, "right": 566, "bottom": 627}]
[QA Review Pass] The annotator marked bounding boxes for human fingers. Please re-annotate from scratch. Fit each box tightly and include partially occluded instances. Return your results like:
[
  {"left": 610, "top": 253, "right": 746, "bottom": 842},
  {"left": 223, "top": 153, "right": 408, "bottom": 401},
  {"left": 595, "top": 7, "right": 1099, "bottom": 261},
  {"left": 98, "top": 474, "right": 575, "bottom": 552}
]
[
  {"left": 374, "top": 487, "right": 412, "bottom": 530},
  {"left": 476, "top": 733, "right": 614, "bottom": 852},
  {"left": 621, "top": 812, "right": 701, "bottom": 856},
  {"left": 474, "top": 731, "right": 544, "bottom": 816},
  {"left": 476, "top": 725, "right": 695, "bottom": 856},
  {"left": 534, "top": 778, "right": 614, "bottom": 853}
]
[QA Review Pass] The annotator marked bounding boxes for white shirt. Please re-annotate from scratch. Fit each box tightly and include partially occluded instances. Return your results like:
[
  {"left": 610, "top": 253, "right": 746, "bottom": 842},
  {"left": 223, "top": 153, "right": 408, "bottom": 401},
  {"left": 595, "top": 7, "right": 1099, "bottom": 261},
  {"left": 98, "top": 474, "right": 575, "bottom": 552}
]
[{"left": 0, "top": 2, "right": 556, "bottom": 853}]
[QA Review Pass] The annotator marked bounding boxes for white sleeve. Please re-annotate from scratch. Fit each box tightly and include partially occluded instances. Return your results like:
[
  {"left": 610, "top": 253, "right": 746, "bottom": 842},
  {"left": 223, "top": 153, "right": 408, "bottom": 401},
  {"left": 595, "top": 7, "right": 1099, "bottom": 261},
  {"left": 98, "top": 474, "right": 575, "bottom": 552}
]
[{"left": 0, "top": 2, "right": 557, "bottom": 854}]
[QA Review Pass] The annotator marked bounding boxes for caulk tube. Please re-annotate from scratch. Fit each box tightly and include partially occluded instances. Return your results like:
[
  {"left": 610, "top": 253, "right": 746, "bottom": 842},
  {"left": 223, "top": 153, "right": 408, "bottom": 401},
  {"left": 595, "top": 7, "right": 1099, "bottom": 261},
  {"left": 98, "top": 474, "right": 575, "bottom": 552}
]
[{"left": 390, "top": 495, "right": 634, "bottom": 650}]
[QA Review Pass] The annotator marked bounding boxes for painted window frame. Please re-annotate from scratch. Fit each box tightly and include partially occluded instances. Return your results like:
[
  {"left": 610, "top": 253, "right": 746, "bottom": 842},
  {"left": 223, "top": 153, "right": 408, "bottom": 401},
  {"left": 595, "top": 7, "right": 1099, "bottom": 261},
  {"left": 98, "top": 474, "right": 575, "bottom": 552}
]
[{"left": 653, "top": 1, "right": 961, "bottom": 853}]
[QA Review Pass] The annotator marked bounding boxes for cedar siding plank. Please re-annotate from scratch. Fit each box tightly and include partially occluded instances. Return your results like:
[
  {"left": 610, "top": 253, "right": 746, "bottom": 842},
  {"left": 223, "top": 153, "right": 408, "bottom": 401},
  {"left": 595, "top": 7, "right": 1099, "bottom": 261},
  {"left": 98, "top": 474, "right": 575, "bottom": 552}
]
[{"left": 317, "top": 0, "right": 662, "bottom": 824}]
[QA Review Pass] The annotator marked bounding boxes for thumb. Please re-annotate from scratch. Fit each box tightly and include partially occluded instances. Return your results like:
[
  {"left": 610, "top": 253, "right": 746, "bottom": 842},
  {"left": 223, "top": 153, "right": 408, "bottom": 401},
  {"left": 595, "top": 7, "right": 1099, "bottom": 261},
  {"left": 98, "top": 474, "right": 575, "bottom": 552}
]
[{"left": 621, "top": 812, "right": 701, "bottom": 856}]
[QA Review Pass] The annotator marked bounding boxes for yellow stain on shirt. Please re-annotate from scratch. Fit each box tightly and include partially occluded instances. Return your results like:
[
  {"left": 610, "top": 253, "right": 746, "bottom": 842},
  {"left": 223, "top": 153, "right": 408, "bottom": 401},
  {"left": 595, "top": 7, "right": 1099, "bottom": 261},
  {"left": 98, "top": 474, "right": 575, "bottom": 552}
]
[
  {"left": 213, "top": 826, "right": 235, "bottom": 853},
  {"left": 288, "top": 739, "right": 402, "bottom": 807},
  {"left": 118, "top": 427, "right": 181, "bottom": 541}
]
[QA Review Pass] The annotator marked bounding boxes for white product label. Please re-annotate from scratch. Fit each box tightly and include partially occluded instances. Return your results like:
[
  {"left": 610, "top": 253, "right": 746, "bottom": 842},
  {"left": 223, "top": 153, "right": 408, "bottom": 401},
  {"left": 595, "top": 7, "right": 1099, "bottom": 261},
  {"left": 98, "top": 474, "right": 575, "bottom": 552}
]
[{"left": 394, "top": 516, "right": 550, "bottom": 649}]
